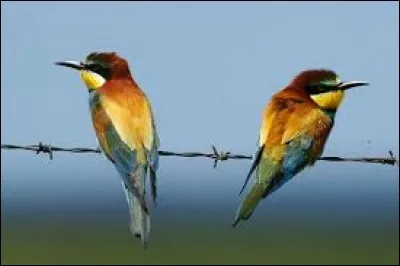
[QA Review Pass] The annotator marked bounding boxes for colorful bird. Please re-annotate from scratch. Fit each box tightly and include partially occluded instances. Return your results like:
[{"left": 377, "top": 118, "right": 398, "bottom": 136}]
[
  {"left": 55, "top": 52, "right": 160, "bottom": 247},
  {"left": 233, "top": 69, "right": 368, "bottom": 227}
]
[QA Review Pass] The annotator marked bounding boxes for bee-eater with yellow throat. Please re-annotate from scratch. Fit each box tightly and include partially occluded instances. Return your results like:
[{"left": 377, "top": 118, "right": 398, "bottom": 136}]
[
  {"left": 56, "top": 52, "right": 160, "bottom": 247},
  {"left": 233, "top": 69, "right": 368, "bottom": 227}
]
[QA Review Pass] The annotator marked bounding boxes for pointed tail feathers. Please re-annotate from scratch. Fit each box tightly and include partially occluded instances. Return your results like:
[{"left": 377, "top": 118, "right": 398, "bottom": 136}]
[
  {"left": 124, "top": 186, "right": 151, "bottom": 248},
  {"left": 122, "top": 164, "right": 150, "bottom": 248},
  {"left": 233, "top": 181, "right": 267, "bottom": 228}
]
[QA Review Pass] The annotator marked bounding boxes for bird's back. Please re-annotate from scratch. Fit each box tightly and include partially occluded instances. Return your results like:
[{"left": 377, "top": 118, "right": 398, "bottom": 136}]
[
  {"left": 233, "top": 87, "right": 334, "bottom": 225},
  {"left": 261, "top": 87, "right": 333, "bottom": 168},
  {"left": 90, "top": 80, "right": 157, "bottom": 163}
]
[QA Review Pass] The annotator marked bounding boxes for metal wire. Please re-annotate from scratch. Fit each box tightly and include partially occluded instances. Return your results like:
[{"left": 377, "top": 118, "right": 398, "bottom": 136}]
[{"left": 1, "top": 142, "right": 398, "bottom": 167}]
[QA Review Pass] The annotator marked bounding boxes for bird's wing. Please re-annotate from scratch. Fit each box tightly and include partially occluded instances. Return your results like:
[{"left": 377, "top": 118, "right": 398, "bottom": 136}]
[
  {"left": 243, "top": 95, "right": 331, "bottom": 197},
  {"left": 146, "top": 102, "right": 160, "bottom": 205},
  {"left": 238, "top": 144, "right": 264, "bottom": 196},
  {"left": 234, "top": 92, "right": 333, "bottom": 225},
  {"left": 238, "top": 95, "right": 281, "bottom": 195},
  {"left": 238, "top": 96, "right": 281, "bottom": 196},
  {"left": 89, "top": 85, "right": 158, "bottom": 209},
  {"left": 261, "top": 95, "right": 332, "bottom": 198}
]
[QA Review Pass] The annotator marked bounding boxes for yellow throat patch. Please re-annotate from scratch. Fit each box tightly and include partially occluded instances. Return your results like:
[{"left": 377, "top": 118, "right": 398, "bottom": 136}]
[
  {"left": 310, "top": 90, "right": 345, "bottom": 110},
  {"left": 80, "top": 70, "right": 106, "bottom": 90}
]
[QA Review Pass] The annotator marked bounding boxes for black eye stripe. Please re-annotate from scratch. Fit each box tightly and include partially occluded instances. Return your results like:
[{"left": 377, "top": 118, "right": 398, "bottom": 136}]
[
  {"left": 308, "top": 84, "right": 338, "bottom": 95},
  {"left": 88, "top": 64, "right": 103, "bottom": 72},
  {"left": 85, "top": 63, "right": 111, "bottom": 80}
]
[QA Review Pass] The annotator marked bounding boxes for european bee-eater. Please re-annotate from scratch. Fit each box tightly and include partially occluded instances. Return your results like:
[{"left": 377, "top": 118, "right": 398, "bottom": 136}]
[
  {"left": 233, "top": 69, "right": 368, "bottom": 227},
  {"left": 55, "top": 52, "right": 160, "bottom": 247}
]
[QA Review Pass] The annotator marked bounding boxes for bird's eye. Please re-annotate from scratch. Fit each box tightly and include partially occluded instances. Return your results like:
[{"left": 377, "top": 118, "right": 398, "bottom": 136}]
[
  {"left": 87, "top": 63, "right": 107, "bottom": 74},
  {"left": 308, "top": 85, "right": 324, "bottom": 94},
  {"left": 85, "top": 63, "right": 110, "bottom": 80},
  {"left": 89, "top": 64, "right": 102, "bottom": 72}
]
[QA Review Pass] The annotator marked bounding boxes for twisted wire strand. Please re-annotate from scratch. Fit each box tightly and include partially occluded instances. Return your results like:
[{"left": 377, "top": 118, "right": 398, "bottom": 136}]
[{"left": 1, "top": 143, "right": 398, "bottom": 167}]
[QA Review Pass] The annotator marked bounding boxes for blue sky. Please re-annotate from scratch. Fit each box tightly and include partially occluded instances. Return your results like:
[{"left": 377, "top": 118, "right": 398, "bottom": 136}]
[{"left": 1, "top": 2, "right": 398, "bottom": 206}]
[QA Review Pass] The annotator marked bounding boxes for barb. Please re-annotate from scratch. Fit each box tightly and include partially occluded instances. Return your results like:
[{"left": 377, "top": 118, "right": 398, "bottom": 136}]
[{"left": 1, "top": 143, "right": 398, "bottom": 167}]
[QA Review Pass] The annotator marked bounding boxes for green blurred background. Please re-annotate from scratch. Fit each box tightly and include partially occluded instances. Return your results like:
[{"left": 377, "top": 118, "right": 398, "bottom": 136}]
[
  {"left": 2, "top": 207, "right": 398, "bottom": 265},
  {"left": 2, "top": 160, "right": 399, "bottom": 264}
]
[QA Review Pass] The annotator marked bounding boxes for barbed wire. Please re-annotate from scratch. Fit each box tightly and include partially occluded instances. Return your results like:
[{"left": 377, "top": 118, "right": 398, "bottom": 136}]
[{"left": 1, "top": 142, "right": 398, "bottom": 168}]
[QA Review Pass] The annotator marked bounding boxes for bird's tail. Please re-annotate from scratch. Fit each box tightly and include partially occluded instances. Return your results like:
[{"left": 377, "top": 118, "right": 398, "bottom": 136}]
[
  {"left": 122, "top": 164, "right": 150, "bottom": 248},
  {"left": 232, "top": 181, "right": 267, "bottom": 228}
]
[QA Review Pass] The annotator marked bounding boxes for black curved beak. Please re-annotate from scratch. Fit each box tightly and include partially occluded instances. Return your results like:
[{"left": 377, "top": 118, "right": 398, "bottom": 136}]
[
  {"left": 338, "top": 81, "right": 369, "bottom": 91},
  {"left": 55, "top": 60, "right": 84, "bottom": 71}
]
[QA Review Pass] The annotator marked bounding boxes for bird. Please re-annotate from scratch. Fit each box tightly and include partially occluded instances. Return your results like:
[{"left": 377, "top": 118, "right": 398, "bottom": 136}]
[
  {"left": 233, "top": 69, "right": 368, "bottom": 227},
  {"left": 55, "top": 52, "right": 160, "bottom": 247}
]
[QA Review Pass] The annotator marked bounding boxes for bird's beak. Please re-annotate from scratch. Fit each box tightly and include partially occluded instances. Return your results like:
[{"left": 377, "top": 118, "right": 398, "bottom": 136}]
[
  {"left": 338, "top": 81, "right": 369, "bottom": 91},
  {"left": 54, "top": 60, "right": 84, "bottom": 71}
]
